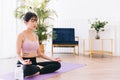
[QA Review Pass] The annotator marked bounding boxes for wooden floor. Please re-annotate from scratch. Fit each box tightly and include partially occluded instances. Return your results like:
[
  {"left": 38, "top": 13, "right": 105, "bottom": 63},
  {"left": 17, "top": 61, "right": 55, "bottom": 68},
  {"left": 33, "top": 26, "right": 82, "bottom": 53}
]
[{"left": 0, "top": 53, "right": 120, "bottom": 80}]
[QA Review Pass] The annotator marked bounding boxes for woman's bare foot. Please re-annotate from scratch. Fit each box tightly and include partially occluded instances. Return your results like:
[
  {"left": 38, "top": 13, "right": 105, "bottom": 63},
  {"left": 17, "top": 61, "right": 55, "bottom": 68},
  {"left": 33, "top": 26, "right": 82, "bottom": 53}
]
[{"left": 37, "top": 65, "right": 44, "bottom": 69}]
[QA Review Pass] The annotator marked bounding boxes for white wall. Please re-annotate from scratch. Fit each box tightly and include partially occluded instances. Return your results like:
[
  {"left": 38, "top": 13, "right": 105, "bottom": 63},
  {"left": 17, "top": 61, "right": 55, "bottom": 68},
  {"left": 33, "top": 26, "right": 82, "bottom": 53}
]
[
  {"left": 0, "top": 0, "right": 16, "bottom": 58},
  {"left": 47, "top": 0, "right": 120, "bottom": 56},
  {"left": 0, "top": 0, "right": 2, "bottom": 57},
  {"left": 114, "top": 21, "right": 120, "bottom": 56}
]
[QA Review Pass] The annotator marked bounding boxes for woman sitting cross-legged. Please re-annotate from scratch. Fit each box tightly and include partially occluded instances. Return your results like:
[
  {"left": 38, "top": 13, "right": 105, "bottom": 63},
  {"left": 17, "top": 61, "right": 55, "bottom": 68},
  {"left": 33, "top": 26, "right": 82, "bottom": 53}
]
[{"left": 16, "top": 12, "right": 61, "bottom": 78}]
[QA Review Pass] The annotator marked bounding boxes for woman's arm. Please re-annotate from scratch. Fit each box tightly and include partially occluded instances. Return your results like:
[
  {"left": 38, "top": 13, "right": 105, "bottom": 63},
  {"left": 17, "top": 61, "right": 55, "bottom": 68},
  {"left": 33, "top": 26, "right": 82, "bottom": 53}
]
[
  {"left": 16, "top": 33, "right": 31, "bottom": 65},
  {"left": 37, "top": 47, "right": 61, "bottom": 62},
  {"left": 36, "top": 34, "right": 61, "bottom": 61}
]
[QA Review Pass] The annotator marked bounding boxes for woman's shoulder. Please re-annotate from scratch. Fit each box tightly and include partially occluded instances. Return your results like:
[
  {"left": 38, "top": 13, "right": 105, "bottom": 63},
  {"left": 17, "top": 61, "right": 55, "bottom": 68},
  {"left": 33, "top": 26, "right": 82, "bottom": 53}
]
[
  {"left": 34, "top": 32, "right": 38, "bottom": 37},
  {"left": 34, "top": 32, "right": 39, "bottom": 39},
  {"left": 17, "top": 31, "right": 25, "bottom": 40}
]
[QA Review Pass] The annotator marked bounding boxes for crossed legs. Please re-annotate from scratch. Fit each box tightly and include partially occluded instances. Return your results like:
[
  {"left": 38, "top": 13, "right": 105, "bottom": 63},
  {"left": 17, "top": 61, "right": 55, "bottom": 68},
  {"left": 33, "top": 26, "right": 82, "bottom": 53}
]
[{"left": 23, "top": 61, "right": 61, "bottom": 77}]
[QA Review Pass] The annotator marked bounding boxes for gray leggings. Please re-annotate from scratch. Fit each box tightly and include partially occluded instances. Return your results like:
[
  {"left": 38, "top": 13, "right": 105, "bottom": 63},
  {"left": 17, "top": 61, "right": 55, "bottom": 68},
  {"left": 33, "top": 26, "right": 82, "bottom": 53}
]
[{"left": 17, "top": 57, "right": 61, "bottom": 77}]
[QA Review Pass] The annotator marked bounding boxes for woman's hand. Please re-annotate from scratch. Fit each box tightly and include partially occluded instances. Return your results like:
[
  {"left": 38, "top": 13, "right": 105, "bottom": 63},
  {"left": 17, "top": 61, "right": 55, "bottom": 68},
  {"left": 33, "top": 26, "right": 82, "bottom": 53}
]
[
  {"left": 53, "top": 58, "right": 61, "bottom": 62},
  {"left": 22, "top": 59, "right": 32, "bottom": 65}
]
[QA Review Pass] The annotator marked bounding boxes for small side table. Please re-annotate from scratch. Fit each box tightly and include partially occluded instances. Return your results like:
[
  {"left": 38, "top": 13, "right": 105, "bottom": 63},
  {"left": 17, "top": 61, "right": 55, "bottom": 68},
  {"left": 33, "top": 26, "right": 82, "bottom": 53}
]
[{"left": 83, "top": 39, "right": 113, "bottom": 58}]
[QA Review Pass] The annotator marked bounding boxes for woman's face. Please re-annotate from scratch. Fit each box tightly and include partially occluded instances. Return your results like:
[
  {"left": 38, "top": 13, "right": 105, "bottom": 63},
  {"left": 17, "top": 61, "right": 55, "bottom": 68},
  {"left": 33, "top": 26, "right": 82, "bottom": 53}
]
[{"left": 25, "top": 17, "right": 37, "bottom": 31}]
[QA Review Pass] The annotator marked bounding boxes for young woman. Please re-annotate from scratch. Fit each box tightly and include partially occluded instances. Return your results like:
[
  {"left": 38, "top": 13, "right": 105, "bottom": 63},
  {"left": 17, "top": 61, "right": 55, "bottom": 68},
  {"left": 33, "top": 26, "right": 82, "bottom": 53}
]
[{"left": 16, "top": 12, "right": 61, "bottom": 78}]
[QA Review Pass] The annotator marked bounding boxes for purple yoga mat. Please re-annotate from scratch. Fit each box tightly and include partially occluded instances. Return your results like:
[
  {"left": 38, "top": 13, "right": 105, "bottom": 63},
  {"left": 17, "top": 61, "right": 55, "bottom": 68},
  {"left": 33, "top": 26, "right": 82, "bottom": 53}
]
[{"left": 0, "top": 62, "right": 86, "bottom": 80}]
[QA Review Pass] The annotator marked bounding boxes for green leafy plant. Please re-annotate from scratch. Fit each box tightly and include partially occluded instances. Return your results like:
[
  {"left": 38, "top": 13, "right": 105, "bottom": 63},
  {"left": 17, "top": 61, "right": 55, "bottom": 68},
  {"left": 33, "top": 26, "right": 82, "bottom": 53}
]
[
  {"left": 14, "top": 0, "right": 57, "bottom": 44},
  {"left": 90, "top": 19, "right": 108, "bottom": 32}
]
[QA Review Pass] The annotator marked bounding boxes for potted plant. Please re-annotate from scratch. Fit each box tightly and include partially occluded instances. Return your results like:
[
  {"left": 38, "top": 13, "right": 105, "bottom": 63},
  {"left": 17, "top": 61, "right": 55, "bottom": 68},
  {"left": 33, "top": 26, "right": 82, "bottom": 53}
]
[
  {"left": 14, "top": 0, "right": 57, "bottom": 53},
  {"left": 90, "top": 19, "right": 108, "bottom": 39}
]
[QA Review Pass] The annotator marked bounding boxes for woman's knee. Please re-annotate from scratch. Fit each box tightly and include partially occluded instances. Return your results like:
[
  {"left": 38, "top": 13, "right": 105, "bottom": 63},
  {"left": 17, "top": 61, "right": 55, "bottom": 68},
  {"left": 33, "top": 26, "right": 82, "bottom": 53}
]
[
  {"left": 53, "top": 61, "right": 61, "bottom": 69},
  {"left": 23, "top": 65, "right": 40, "bottom": 77}
]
